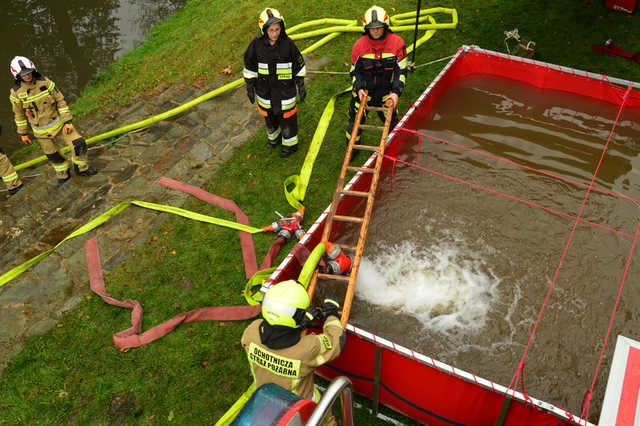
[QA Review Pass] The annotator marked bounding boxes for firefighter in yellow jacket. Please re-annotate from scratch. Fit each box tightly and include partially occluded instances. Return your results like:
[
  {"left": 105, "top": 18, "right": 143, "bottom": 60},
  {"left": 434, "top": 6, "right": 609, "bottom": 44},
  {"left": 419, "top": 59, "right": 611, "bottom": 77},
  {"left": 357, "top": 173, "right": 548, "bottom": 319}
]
[
  {"left": 0, "top": 126, "right": 23, "bottom": 195},
  {"left": 9, "top": 56, "right": 96, "bottom": 186},
  {"left": 241, "top": 280, "right": 345, "bottom": 405}
]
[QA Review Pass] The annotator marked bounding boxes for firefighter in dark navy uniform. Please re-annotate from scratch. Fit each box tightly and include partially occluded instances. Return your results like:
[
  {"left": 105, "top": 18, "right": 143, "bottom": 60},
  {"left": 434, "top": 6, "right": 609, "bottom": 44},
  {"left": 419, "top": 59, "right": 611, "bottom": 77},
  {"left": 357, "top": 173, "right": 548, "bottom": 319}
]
[
  {"left": 241, "top": 280, "right": 345, "bottom": 409},
  {"left": 0, "top": 125, "right": 23, "bottom": 195},
  {"left": 243, "top": 8, "right": 307, "bottom": 158},
  {"left": 9, "top": 56, "right": 97, "bottom": 186},
  {"left": 346, "top": 5, "right": 408, "bottom": 148}
]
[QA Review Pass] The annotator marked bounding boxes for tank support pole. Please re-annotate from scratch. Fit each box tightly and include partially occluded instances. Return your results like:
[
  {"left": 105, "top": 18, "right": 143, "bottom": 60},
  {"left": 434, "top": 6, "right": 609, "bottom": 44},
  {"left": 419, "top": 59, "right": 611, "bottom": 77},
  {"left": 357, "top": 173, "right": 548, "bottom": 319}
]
[
  {"left": 411, "top": 0, "right": 422, "bottom": 69},
  {"left": 372, "top": 345, "right": 383, "bottom": 415},
  {"left": 494, "top": 395, "right": 513, "bottom": 426}
]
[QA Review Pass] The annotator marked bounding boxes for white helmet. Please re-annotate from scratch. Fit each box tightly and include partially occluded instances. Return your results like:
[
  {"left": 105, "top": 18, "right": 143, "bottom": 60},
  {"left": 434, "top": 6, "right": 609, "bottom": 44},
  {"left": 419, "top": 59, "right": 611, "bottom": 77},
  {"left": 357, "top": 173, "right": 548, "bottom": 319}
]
[{"left": 10, "top": 56, "right": 36, "bottom": 79}]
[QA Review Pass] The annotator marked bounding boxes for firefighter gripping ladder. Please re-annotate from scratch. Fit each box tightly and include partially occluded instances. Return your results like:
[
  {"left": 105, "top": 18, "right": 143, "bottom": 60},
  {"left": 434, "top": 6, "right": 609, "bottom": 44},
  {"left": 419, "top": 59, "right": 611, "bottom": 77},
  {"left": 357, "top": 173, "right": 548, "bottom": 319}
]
[{"left": 308, "top": 92, "right": 394, "bottom": 327}]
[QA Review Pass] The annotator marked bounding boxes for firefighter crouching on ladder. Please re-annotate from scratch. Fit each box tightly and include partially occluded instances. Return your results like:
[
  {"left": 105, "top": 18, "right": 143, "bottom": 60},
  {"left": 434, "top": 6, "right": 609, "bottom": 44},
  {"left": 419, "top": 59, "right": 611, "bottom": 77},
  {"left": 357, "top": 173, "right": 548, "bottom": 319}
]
[
  {"left": 346, "top": 5, "right": 408, "bottom": 155},
  {"left": 0, "top": 125, "right": 23, "bottom": 196},
  {"left": 243, "top": 8, "right": 307, "bottom": 158},
  {"left": 9, "top": 56, "right": 97, "bottom": 187},
  {"left": 241, "top": 280, "right": 344, "bottom": 423}
]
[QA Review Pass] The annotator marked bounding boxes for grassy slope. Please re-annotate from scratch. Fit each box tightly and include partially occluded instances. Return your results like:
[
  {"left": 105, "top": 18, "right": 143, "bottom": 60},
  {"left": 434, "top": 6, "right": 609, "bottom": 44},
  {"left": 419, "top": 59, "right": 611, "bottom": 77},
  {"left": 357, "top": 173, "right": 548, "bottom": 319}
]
[{"left": 1, "top": 0, "right": 638, "bottom": 424}]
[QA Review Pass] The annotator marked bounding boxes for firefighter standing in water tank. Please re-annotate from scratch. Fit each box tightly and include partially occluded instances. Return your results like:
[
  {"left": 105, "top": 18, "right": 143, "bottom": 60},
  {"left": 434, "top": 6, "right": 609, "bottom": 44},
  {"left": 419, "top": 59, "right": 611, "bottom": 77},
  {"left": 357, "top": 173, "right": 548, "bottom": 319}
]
[
  {"left": 0, "top": 125, "right": 23, "bottom": 196},
  {"left": 243, "top": 8, "right": 307, "bottom": 158},
  {"left": 9, "top": 56, "right": 97, "bottom": 187},
  {"left": 241, "top": 280, "right": 345, "bottom": 410},
  {"left": 346, "top": 5, "right": 408, "bottom": 150}
]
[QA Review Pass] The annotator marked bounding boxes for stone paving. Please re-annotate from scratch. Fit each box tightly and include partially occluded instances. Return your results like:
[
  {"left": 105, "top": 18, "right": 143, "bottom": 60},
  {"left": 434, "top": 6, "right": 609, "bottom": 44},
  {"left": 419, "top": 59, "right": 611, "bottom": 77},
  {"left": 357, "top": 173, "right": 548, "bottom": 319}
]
[{"left": 0, "top": 54, "right": 331, "bottom": 375}]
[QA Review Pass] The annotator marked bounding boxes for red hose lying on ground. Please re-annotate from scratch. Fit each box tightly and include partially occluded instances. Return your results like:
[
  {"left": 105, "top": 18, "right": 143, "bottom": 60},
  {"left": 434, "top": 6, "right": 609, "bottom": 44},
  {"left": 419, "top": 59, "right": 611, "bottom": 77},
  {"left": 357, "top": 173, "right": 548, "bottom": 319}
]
[{"left": 84, "top": 178, "right": 294, "bottom": 349}]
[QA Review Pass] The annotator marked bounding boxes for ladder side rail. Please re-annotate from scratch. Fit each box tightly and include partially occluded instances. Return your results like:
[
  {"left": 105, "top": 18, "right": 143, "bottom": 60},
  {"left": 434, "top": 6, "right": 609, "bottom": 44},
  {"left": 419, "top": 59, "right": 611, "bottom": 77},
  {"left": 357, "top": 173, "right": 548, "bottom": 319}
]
[
  {"left": 340, "top": 99, "right": 394, "bottom": 326},
  {"left": 308, "top": 92, "right": 368, "bottom": 301}
]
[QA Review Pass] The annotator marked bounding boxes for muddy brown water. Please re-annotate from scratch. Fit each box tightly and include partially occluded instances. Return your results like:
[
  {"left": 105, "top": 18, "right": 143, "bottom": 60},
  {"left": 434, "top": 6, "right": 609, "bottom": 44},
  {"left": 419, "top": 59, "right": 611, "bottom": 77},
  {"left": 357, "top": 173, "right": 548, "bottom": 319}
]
[
  {"left": 343, "top": 74, "right": 640, "bottom": 419},
  {"left": 0, "top": 0, "right": 186, "bottom": 156}
]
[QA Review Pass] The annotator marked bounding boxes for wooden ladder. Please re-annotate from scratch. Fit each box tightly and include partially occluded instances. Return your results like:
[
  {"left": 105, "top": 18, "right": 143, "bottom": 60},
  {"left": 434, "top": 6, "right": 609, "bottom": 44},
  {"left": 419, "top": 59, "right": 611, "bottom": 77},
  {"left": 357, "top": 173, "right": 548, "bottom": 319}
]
[{"left": 307, "top": 93, "right": 394, "bottom": 327}]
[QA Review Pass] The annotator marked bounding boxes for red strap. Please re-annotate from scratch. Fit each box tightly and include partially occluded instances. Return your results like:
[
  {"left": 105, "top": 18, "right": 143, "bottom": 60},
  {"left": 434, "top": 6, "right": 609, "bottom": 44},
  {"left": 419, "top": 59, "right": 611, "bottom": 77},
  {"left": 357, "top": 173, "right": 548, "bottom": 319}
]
[
  {"left": 86, "top": 237, "right": 260, "bottom": 349},
  {"left": 155, "top": 177, "right": 258, "bottom": 279}
]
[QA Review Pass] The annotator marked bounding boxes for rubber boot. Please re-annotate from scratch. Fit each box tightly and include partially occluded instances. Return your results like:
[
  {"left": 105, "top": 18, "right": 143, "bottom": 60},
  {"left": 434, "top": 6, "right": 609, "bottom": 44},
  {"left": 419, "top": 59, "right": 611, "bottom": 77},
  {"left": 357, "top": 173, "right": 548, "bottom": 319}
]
[
  {"left": 8, "top": 183, "right": 24, "bottom": 196},
  {"left": 280, "top": 144, "right": 298, "bottom": 158},
  {"left": 74, "top": 164, "right": 98, "bottom": 176},
  {"left": 58, "top": 175, "right": 71, "bottom": 187}
]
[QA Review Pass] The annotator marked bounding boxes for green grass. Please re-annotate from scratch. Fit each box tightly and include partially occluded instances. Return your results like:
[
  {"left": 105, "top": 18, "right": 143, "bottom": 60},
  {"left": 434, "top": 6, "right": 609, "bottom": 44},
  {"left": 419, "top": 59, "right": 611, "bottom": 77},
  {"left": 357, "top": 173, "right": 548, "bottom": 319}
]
[{"left": 1, "top": 0, "right": 639, "bottom": 424}]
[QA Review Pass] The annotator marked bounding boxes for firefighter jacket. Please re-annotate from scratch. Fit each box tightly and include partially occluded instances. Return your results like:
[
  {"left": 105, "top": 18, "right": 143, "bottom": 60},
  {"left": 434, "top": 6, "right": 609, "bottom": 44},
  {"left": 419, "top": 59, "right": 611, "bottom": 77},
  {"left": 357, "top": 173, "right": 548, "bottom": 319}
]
[
  {"left": 241, "top": 316, "right": 345, "bottom": 402},
  {"left": 9, "top": 75, "right": 73, "bottom": 139},
  {"left": 350, "top": 31, "right": 408, "bottom": 98},
  {"left": 243, "top": 32, "right": 306, "bottom": 116}
]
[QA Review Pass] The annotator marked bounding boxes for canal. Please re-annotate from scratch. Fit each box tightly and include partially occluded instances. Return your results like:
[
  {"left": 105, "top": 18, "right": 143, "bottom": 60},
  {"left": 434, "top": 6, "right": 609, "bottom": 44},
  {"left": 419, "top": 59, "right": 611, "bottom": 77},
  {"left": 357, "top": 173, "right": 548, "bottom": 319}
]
[{"left": 0, "top": 0, "right": 186, "bottom": 157}]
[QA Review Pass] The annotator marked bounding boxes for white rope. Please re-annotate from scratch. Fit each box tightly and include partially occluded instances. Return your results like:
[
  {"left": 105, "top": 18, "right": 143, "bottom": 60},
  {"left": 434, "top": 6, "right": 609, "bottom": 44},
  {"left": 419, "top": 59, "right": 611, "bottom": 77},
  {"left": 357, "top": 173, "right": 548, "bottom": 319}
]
[
  {"left": 414, "top": 55, "right": 455, "bottom": 69},
  {"left": 504, "top": 28, "right": 521, "bottom": 55}
]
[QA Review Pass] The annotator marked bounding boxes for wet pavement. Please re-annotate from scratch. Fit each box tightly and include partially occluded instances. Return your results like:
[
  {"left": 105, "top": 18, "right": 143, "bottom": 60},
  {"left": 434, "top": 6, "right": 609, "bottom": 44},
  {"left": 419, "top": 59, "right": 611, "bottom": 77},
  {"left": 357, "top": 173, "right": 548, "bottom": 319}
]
[{"left": 0, "top": 54, "right": 330, "bottom": 375}]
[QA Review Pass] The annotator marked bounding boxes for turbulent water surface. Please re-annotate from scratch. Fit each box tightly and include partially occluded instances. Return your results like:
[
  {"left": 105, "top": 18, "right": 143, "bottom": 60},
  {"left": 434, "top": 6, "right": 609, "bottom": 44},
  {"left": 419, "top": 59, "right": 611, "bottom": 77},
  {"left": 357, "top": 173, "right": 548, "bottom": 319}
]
[{"left": 344, "top": 74, "right": 640, "bottom": 419}]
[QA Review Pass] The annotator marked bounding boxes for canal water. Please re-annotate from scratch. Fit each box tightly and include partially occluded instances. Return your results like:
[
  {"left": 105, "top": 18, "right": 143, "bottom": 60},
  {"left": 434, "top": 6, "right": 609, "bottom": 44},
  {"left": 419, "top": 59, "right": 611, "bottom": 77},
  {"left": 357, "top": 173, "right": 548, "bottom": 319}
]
[
  {"left": 349, "top": 74, "right": 640, "bottom": 419},
  {"left": 0, "top": 0, "right": 186, "bottom": 156}
]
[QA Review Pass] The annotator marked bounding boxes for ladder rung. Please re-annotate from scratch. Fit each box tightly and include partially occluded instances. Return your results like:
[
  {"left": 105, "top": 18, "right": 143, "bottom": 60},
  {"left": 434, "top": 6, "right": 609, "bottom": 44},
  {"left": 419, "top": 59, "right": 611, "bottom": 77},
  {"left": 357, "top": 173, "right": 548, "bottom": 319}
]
[
  {"left": 364, "top": 106, "right": 387, "bottom": 112},
  {"left": 317, "top": 273, "right": 350, "bottom": 281},
  {"left": 340, "top": 245, "right": 357, "bottom": 251},
  {"left": 332, "top": 215, "right": 364, "bottom": 224},
  {"left": 352, "top": 145, "right": 379, "bottom": 152},
  {"left": 359, "top": 124, "right": 385, "bottom": 130},
  {"left": 341, "top": 189, "right": 370, "bottom": 197},
  {"left": 347, "top": 166, "right": 374, "bottom": 173}
]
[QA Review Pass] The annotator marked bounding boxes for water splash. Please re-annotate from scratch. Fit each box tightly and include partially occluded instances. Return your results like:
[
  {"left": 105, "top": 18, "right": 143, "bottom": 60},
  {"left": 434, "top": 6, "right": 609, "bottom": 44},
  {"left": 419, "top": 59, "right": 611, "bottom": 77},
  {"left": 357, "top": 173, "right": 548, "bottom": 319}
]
[{"left": 356, "top": 236, "right": 500, "bottom": 336}]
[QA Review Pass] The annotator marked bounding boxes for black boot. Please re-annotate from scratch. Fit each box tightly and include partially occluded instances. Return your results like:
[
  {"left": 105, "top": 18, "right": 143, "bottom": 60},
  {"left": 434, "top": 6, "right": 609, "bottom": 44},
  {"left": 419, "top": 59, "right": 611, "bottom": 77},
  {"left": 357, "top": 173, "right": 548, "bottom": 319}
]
[
  {"left": 74, "top": 164, "right": 98, "bottom": 176},
  {"left": 8, "top": 183, "right": 24, "bottom": 195},
  {"left": 280, "top": 144, "right": 298, "bottom": 158},
  {"left": 58, "top": 175, "right": 71, "bottom": 187}
]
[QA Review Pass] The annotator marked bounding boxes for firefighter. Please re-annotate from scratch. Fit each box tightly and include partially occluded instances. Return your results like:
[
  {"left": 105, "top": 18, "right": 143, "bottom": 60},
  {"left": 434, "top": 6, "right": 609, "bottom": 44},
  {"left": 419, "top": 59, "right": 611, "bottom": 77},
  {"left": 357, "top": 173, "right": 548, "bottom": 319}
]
[
  {"left": 346, "top": 5, "right": 408, "bottom": 151},
  {"left": 243, "top": 8, "right": 307, "bottom": 158},
  {"left": 241, "top": 280, "right": 345, "bottom": 407},
  {"left": 0, "top": 125, "right": 23, "bottom": 195},
  {"left": 9, "top": 56, "right": 97, "bottom": 186}
]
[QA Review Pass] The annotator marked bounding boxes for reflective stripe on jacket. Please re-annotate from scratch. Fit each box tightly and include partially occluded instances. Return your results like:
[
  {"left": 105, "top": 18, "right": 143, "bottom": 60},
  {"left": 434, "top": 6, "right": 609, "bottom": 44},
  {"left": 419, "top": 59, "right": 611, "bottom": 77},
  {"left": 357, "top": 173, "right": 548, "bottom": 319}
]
[
  {"left": 241, "top": 316, "right": 345, "bottom": 400},
  {"left": 9, "top": 76, "right": 73, "bottom": 137},
  {"left": 350, "top": 32, "right": 407, "bottom": 97},
  {"left": 243, "top": 32, "right": 306, "bottom": 115}
]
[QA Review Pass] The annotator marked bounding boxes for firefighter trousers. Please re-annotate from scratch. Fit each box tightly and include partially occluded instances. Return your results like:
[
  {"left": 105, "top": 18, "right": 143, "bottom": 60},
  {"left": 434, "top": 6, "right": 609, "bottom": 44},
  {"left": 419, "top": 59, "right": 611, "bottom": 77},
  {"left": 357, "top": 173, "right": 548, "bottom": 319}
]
[
  {"left": 262, "top": 107, "right": 299, "bottom": 148},
  {"left": 345, "top": 93, "right": 398, "bottom": 143},
  {"left": 0, "top": 147, "right": 22, "bottom": 190},
  {"left": 39, "top": 128, "right": 90, "bottom": 179}
]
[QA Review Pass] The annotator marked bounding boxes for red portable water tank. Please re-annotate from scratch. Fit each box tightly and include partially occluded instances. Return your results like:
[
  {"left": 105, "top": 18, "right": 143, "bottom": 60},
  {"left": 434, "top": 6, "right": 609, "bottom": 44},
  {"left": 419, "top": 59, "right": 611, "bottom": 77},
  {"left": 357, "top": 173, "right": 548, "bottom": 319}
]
[{"left": 605, "top": 0, "right": 637, "bottom": 13}]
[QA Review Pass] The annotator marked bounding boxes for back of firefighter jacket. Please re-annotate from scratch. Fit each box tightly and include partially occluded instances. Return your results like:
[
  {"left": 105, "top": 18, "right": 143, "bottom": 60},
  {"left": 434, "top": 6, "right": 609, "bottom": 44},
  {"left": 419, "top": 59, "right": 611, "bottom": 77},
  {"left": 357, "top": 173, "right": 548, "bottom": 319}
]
[{"left": 241, "top": 316, "right": 345, "bottom": 401}]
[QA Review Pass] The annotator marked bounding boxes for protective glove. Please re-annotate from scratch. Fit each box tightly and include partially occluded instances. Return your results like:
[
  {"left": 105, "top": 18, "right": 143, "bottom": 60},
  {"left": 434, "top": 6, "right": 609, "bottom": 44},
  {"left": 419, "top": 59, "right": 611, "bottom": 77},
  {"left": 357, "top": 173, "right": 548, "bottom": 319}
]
[
  {"left": 296, "top": 79, "right": 307, "bottom": 103},
  {"left": 300, "top": 306, "right": 322, "bottom": 328},
  {"left": 321, "top": 297, "right": 340, "bottom": 321},
  {"left": 64, "top": 122, "right": 74, "bottom": 134},
  {"left": 246, "top": 80, "right": 256, "bottom": 104},
  {"left": 20, "top": 134, "right": 32, "bottom": 145}
]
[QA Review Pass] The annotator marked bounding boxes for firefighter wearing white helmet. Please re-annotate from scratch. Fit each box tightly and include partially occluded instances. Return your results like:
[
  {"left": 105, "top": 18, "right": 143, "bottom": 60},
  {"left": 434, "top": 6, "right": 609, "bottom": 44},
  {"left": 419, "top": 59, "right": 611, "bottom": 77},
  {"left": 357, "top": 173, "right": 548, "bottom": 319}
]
[
  {"left": 0, "top": 125, "right": 24, "bottom": 196},
  {"left": 346, "top": 6, "right": 408, "bottom": 157},
  {"left": 241, "top": 280, "right": 345, "bottom": 406},
  {"left": 9, "top": 56, "right": 97, "bottom": 186},
  {"left": 243, "top": 8, "right": 307, "bottom": 158}
]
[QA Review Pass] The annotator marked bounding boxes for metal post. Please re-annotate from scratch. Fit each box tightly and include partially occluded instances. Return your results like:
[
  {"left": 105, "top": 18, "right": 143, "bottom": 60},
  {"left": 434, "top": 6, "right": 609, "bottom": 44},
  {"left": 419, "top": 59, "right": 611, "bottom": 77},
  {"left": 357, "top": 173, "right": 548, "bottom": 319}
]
[
  {"left": 411, "top": 0, "right": 422, "bottom": 70},
  {"left": 372, "top": 344, "right": 383, "bottom": 415}
]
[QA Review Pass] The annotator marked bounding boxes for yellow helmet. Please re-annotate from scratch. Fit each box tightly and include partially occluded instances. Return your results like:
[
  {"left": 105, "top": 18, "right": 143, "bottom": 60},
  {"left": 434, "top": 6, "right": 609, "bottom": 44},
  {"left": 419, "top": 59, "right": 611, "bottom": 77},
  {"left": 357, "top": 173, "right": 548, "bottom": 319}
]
[
  {"left": 261, "top": 280, "right": 309, "bottom": 328},
  {"left": 363, "top": 5, "right": 389, "bottom": 29},
  {"left": 258, "top": 8, "right": 285, "bottom": 36}
]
